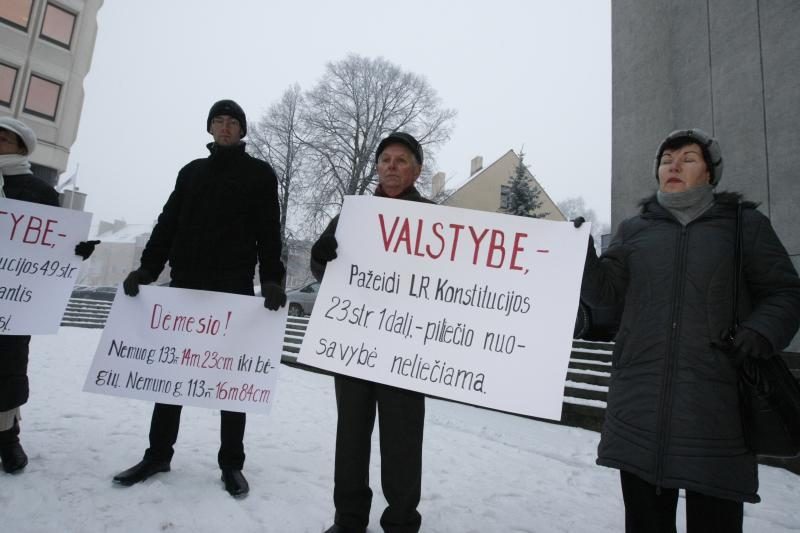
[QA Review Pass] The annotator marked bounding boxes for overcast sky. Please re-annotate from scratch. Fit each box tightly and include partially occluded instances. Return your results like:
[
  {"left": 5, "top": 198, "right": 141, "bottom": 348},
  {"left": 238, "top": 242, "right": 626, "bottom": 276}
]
[{"left": 68, "top": 0, "right": 611, "bottom": 229}]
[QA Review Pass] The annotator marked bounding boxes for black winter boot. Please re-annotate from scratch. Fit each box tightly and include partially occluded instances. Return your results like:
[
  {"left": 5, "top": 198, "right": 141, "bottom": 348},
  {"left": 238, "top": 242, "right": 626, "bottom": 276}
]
[
  {"left": 0, "top": 420, "right": 27, "bottom": 474},
  {"left": 221, "top": 468, "right": 249, "bottom": 497},
  {"left": 113, "top": 458, "right": 171, "bottom": 486},
  {"left": 0, "top": 441, "right": 28, "bottom": 473}
]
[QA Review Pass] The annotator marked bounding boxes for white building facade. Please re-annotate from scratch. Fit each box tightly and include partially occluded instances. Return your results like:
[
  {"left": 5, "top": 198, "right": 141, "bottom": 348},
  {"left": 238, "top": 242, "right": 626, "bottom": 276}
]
[{"left": 0, "top": 0, "right": 102, "bottom": 186}]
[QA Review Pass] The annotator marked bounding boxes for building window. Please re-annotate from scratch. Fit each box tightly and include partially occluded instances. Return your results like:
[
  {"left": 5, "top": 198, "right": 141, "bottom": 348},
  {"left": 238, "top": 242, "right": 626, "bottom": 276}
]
[
  {"left": 24, "top": 74, "right": 62, "bottom": 120},
  {"left": 0, "top": 63, "right": 19, "bottom": 107},
  {"left": 499, "top": 185, "right": 511, "bottom": 210},
  {"left": 40, "top": 3, "right": 76, "bottom": 48},
  {"left": 0, "top": 0, "right": 33, "bottom": 31}
]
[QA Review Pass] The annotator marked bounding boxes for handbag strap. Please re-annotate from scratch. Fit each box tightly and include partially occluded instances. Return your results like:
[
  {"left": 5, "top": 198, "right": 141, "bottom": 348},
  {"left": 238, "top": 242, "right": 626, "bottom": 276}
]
[{"left": 731, "top": 201, "right": 743, "bottom": 331}]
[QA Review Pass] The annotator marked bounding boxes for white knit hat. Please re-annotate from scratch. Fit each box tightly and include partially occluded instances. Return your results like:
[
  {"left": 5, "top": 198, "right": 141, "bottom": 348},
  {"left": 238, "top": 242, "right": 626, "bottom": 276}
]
[{"left": 0, "top": 116, "right": 37, "bottom": 154}]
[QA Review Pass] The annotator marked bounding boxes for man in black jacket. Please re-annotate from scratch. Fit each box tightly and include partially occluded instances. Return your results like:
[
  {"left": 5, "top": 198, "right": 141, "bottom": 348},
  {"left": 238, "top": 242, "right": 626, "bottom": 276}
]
[
  {"left": 312, "top": 133, "right": 433, "bottom": 533},
  {"left": 0, "top": 117, "right": 97, "bottom": 474},
  {"left": 112, "top": 100, "right": 286, "bottom": 497}
]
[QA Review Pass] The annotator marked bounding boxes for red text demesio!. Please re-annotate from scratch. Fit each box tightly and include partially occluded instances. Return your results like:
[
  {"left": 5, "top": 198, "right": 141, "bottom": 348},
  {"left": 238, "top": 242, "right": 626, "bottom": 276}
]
[{"left": 149, "top": 303, "right": 232, "bottom": 336}]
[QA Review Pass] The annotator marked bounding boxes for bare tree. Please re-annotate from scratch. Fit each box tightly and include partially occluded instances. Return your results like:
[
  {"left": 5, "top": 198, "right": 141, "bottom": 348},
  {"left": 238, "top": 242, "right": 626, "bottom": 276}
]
[
  {"left": 247, "top": 84, "right": 307, "bottom": 262},
  {"left": 557, "top": 196, "right": 597, "bottom": 222},
  {"left": 299, "top": 54, "right": 456, "bottom": 227},
  {"left": 557, "top": 196, "right": 610, "bottom": 251}
]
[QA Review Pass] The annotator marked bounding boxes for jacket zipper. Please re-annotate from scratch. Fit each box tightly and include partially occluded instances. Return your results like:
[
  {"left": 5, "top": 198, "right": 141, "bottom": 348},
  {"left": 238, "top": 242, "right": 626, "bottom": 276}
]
[{"left": 654, "top": 224, "right": 689, "bottom": 493}]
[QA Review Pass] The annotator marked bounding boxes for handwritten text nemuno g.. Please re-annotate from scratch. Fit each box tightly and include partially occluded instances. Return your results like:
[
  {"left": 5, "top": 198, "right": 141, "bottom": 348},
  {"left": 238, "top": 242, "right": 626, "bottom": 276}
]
[
  {"left": 93, "top": 370, "right": 271, "bottom": 404},
  {"left": 105, "top": 339, "right": 273, "bottom": 375}
]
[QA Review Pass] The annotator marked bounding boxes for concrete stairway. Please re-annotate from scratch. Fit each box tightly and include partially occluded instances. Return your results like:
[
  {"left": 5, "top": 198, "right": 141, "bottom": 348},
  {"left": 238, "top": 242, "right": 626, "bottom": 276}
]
[
  {"left": 60, "top": 297, "right": 113, "bottom": 329},
  {"left": 561, "top": 339, "right": 612, "bottom": 431},
  {"left": 282, "top": 316, "right": 307, "bottom": 362}
]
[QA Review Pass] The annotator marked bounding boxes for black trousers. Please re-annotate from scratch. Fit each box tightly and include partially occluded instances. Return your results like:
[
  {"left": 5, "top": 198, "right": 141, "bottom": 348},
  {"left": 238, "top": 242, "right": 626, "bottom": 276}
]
[
  {"left": 0, "top": 335, "right": 30, "bottom": 411},
  {"left": 333, "top": 375, "right": 425, "bottom": 533},
  {"left": 620, "top": 470, "right": 744, "bottom": 533},
  {"left": 144, "top": 403, "right": 246, "bottom": 469},
  {"left": 141, "top": 275, "right": 254, "bottom": 470}
]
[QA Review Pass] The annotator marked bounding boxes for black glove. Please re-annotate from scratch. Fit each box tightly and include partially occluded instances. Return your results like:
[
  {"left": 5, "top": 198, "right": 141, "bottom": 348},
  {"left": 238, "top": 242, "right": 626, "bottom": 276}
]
[
  {"left": 311, "top": 234, "right": 338, "bottom": 264},
  {"left": 731, "top": 327, "right": 774, "bottom": 365},
  {"left": 74, "top": 240, "right": 100, "bottom": 260},
  {"left": 122, "top": 269, "right": 154, "bottom": 297},
  {"left": 572, "top": 216, "right": 586, "bottom": 228},
  {"left": 262, "top": 282, "right": 287, "bottom": 311},
  {"left": 715, "top": 327, "right": 774, "bottom": 367}
]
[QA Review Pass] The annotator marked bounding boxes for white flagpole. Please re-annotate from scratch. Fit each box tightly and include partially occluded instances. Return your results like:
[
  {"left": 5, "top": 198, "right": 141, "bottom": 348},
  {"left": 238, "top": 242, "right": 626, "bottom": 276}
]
[{"left": 68, "top": 163, "right": 79, "bottom": 209}]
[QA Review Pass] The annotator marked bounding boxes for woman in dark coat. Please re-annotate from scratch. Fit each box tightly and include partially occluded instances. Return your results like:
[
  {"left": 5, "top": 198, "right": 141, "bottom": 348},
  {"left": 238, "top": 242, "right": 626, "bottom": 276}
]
[
  {"left": 580, "top": 128, "right": 800, "bottom": 532},
  {"left": 0, "top": 117, "right": 95, "bottom": 474}
]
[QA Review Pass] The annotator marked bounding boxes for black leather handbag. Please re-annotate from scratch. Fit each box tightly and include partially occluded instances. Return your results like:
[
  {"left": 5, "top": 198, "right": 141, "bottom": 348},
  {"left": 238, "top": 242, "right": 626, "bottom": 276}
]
[{"left": 729, "top": 202, "right": 800, "bottom": 457}]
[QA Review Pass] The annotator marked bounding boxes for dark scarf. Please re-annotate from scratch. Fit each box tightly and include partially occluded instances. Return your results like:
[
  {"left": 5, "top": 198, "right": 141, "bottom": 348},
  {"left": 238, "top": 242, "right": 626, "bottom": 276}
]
[{"left": 374, "top": 184, "right": 419, "bottom": 199}]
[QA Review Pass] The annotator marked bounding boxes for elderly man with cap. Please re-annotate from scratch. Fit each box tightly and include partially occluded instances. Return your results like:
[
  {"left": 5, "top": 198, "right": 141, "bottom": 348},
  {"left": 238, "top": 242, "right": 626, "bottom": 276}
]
[
  {"left": 0, "top": 117, "right": 97, "bottom": 474},
  {"left": 310, "top": 132, "right": 434, "bottom": 533},
  {"left": 112, "top": 100, "right": 286, "bottom": 497},
  {"left": 577, "top": 129, "right": 800, "bottom": 532}
]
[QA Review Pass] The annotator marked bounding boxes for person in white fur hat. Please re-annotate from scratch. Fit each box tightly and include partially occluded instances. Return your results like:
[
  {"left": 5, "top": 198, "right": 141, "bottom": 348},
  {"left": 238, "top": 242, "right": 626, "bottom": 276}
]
[{"left": 0, "top": 116, "right": 98, "bottom": 474}]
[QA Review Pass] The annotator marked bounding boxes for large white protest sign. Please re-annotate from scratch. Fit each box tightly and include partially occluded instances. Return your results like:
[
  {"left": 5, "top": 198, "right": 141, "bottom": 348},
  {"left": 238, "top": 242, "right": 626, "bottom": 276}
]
[
  {"left": 83, "top": 285, "right": 288, "bottom": 414},
  {"left": 298, "top": 196, "right": 590, "bottom": 420},
  {"left": 0, "top": 197, "right": 92, "bottom": 335}
]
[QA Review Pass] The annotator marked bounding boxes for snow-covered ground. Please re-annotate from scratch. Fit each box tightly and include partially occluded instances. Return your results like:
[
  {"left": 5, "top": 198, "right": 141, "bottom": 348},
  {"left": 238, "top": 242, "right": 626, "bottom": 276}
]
[{"left": 2, "top": 327, "right": 799, "bottom": 532}]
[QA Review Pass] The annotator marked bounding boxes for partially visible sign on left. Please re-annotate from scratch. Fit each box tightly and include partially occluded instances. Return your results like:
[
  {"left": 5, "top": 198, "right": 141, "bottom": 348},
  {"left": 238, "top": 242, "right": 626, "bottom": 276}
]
[{"left": 0, "top": 197, "right": 92, "bottom": 335}]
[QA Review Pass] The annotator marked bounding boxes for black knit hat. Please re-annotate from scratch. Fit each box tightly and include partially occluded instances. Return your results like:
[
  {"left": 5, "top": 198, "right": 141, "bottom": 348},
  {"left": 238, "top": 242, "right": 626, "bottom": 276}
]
[
  {"left": 207, "top": 99, "right": 247, "bottom": 138},
  {"left": 376, "top": 132, "right": 423, "bottom": 165}
]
